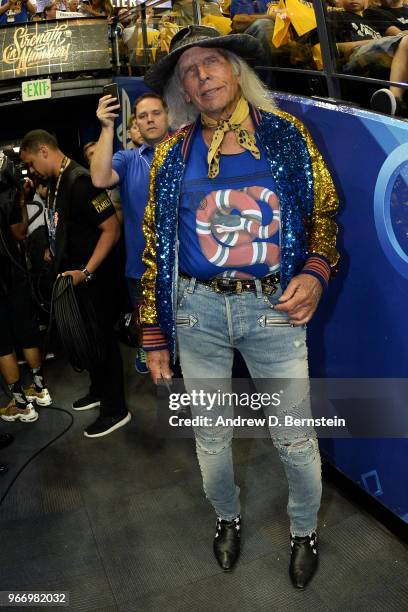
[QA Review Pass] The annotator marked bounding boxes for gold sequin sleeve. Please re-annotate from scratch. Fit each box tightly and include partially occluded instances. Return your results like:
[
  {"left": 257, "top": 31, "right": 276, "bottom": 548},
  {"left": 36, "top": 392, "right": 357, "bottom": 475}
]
[
  {"left": 274, "top": 110, "right": 340, "bottom": 268},
  {"left": 140, "top": 132, "right": 186, "bottom": 325}
]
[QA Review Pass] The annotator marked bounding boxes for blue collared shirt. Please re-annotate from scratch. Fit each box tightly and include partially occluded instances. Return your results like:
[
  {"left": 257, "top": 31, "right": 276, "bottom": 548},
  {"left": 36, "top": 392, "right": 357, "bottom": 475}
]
[{"left": 112, "top": 144, "right": 154, "bottom": 279}]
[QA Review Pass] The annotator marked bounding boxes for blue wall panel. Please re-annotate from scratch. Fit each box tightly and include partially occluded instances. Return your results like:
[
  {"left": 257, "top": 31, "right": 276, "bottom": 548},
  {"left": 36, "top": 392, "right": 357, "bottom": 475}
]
[{"left": 276, "top": 93, "right": 408, "bottom": 522}]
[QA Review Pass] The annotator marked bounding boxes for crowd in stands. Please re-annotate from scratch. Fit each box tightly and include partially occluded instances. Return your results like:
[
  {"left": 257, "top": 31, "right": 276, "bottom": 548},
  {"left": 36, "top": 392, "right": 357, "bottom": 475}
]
[
  {"left": 0, "top": 0, "right": 407, "bottom": 115},
  {"left": 113, "top": 0, "right": 408, "bottom": 115},
  {"left": 0, "top": 0, "right": 112, "bottom": 24}
]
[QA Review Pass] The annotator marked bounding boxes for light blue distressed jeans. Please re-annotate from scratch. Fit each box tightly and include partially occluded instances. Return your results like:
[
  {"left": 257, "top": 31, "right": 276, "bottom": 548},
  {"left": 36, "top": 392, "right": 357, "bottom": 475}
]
[{"left": 176, "top": 276, "right": 322, "bottom": 537}]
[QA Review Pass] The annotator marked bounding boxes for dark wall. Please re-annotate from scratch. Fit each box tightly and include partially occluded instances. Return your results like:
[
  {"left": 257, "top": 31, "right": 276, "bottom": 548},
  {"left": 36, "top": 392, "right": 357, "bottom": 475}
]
[{"left": 1, "top": 94, "right": 101, "bottom": 162}]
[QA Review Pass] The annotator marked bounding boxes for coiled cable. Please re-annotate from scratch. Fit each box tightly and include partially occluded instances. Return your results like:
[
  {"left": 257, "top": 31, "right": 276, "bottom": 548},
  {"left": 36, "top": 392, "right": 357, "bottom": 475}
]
[{"left": 50, "top": 275, "right": 105, "bottom": 372}]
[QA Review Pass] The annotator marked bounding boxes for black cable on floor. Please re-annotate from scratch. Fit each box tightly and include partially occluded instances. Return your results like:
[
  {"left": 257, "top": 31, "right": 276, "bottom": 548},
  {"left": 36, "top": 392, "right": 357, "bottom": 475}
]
[
  {"left": 0, "top": 257, "right": 104, "bottom": 508},
  {"left": 0, "top": 238, "right": 84, "bottom": 507},
  {"left": 0, "top": 278, "right": 94, "bottom": 506},
  {"left": 0, "top": 405, "right": 74, "bottom": 507}
]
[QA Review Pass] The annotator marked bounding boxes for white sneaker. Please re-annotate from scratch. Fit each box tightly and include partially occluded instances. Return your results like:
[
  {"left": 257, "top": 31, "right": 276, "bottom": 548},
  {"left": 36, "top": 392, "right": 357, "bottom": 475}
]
[
  {"left": 24, "top": 385, "right": 52, "bottom": 406},
  {"left": 0, "top": 400, "right": 39, "bottom": 422}
]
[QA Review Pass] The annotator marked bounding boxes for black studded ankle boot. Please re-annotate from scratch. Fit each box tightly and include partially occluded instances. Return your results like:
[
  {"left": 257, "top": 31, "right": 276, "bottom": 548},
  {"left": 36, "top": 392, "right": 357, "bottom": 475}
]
[
  {"left": 289, "top": 532, "right": 318, "bottom": 589},
  {"left": 213, "top": 515, "right": 241, "bottom": 571}
]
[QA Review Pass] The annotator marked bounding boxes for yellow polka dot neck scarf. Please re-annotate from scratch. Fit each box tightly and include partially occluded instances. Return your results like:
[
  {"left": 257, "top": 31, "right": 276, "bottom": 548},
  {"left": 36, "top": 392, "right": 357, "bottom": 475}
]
[{"left": 201, "top": 97, "right": 260, "bottom": 178}]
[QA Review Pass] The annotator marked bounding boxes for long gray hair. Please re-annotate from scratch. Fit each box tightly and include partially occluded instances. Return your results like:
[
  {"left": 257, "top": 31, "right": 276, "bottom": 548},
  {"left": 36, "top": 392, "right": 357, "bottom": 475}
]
[{"left": 164, "top": 49, "right": 277, "bottom": 129}]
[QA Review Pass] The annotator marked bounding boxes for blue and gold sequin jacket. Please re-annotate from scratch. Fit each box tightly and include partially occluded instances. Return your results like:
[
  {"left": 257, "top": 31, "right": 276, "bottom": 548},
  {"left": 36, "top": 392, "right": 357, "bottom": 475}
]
[{"left": 140, "top": 106, "right": 339, "bottom": 360}]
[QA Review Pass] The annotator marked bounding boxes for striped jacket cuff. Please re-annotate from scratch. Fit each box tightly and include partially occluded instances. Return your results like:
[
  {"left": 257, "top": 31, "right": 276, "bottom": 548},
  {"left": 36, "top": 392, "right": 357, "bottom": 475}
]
[
  {"left": 302, "top": 254, "right": 331, "bottom": 288},
  {"left": 142, "top": 325, "right": 168, "bottom": 352}
]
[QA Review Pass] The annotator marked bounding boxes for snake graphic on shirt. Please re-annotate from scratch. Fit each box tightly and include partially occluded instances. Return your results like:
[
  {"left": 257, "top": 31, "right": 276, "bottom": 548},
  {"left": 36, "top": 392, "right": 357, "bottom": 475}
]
[{"left": 195, "top": 186, "right": 281, "bottom": 279}]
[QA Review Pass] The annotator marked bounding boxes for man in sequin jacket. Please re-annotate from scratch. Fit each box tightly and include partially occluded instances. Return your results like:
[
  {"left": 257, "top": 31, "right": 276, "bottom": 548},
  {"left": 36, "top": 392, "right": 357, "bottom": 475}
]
[{"left": 140, "top": 26, "right": 339, "bottom": 589}]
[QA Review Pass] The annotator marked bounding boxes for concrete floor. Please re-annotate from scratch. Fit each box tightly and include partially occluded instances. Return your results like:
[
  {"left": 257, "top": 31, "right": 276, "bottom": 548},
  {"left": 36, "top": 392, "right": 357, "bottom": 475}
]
[{"left": 0, "top": 348, "right": 407, "bottom": 611}]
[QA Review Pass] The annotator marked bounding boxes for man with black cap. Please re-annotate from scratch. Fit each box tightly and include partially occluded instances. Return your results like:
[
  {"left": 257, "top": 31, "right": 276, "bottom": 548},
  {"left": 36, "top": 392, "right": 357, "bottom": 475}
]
[{"left": 140, "top": 25, "right": 339, "bottom": 589}]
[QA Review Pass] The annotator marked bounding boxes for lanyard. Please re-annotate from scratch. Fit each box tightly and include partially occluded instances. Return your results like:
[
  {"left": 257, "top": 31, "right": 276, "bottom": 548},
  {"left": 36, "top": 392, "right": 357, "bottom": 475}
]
[{"left": 47, "top": 156, "right": 70, "bottom": 211}]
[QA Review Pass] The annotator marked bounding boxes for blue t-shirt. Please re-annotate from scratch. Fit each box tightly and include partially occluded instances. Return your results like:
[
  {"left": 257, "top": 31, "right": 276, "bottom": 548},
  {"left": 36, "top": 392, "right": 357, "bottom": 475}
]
[
  {"left": 179, "top": 129, "right": 281, "bottom": 280},
  {"left": 112, "top": 144, "right": 154, "bottom": 279},
  {"left": 0, "top": 0, "right": 30, "bottom": 24},
  {"left": 230, "top": 0, "right": 270, "bottom": 18}
]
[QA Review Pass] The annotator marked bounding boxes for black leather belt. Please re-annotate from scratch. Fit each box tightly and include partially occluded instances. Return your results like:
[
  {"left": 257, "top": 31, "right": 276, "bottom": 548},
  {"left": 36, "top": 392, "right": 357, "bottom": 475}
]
[{"left": 179, "top": 272, "right": 280, "bottom": 295}]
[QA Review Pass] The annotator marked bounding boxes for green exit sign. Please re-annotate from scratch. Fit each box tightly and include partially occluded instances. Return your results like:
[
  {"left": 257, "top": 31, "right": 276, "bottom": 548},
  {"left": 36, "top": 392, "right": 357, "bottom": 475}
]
[{"left": 22, "top": 78, "right": 51, "bottom": 102}]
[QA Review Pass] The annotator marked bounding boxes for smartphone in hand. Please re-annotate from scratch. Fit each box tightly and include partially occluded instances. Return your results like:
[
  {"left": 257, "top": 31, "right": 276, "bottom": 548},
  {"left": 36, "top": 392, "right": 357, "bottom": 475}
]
[{"left": 102, "top": 83, "right": 120, "bottom": 108}]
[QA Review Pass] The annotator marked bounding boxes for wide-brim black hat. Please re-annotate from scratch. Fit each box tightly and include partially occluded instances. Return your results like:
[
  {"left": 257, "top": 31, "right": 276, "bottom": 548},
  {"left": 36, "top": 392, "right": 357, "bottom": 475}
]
[{"left": 144, "top": 25, "right": 263, "bottom": 93}]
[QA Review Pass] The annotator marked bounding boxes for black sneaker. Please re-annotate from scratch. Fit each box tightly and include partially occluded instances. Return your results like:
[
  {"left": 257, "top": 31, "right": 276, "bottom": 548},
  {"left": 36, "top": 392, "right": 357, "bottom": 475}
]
[
  {"left": 72, "top": 393, "right": 101, "bottom": 411},
  {"left": 84, "top": 412, "right": 132, "bottom": 438},
  {"left": 370, "top": 89, "right": 407, "bottom": 117}
]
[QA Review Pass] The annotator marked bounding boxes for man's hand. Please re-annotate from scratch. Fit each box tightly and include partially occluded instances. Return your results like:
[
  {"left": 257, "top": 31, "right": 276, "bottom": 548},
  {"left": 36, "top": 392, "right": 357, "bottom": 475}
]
[
  {"left": 61, "top": 270, "right": 86, "bottom": 286},
  {"left": 21, "top": 177, "right": 34, "bottom": 200},
  {"left": 96, "top": 95, "right": 120, "bottom": 130},
  {"left": 274, "top": 273, "right": 323, "bottom": 325},
  {"left": 44, "top": 248, "right": 52, "bottom": 263},
  {"left": 147, "top": 349, "right": 173, "bottom": 384}
]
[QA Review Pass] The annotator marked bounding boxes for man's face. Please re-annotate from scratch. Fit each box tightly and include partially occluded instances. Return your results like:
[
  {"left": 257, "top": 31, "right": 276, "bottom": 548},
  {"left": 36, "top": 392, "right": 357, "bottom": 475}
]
[
  {"left": 178, "top": 47, "right": 241, "bottom": 120},
  {"left": 134, "top": 98, "right": 168, "bottom": 146},
  {"left": 339, "top": 0, "right": 367, "bottom": 13},
  {"left": 46, "top": 4, "right": 57, "bottom": 18},
  {"left": 68, "top": 0, "right": 79, "bottom": 10},
  {"left": 84, "top": 143, "right": 96, "bottom": 165},
  {"left": 128, "top": 120, "right": 144, "bottom": 147},
  {"left": 20, "top": 147, "right": 54, "bottom": 180}
]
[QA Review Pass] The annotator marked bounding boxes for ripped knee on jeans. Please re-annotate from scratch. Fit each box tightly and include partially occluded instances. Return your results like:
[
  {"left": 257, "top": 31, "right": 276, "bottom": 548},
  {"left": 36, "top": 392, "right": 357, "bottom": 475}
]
[{"left": 275, "top": 436, "right": 320, "bottom": 467}]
